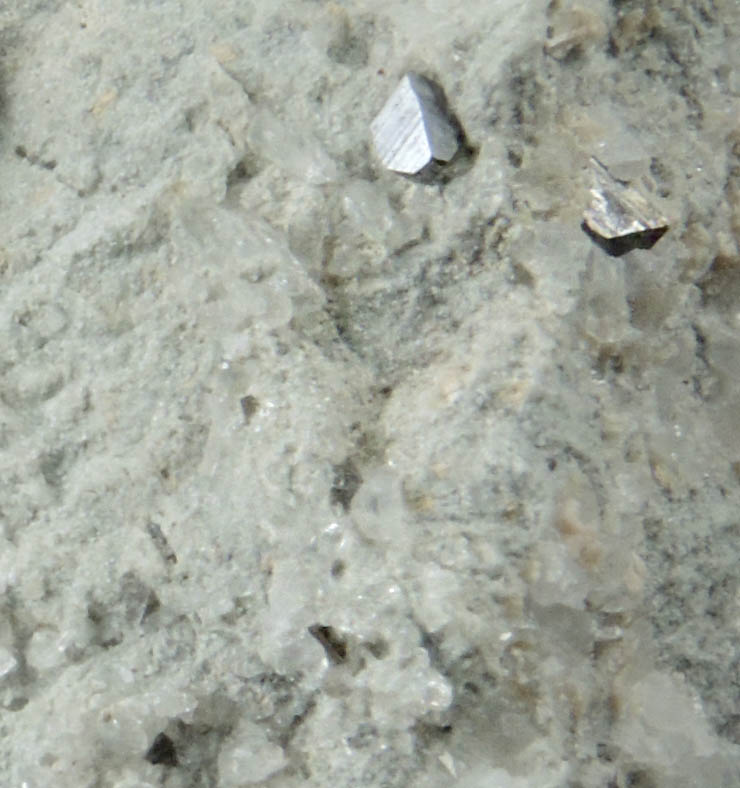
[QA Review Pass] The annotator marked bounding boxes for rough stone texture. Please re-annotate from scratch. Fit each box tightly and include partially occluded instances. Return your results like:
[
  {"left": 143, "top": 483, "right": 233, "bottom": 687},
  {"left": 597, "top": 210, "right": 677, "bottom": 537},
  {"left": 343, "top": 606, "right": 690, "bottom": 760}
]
[{"left": 0, "top": 1, "right": 739, "bottom": 787}]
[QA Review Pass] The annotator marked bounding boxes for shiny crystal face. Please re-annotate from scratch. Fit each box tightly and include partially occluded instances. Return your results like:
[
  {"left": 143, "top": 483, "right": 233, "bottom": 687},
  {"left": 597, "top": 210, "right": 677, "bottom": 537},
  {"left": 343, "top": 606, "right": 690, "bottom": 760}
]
[
  {"left": 370, "top": 73, "right": 459, "bottom": 174},
  {"left": 584, "top": 157, "right": 669, "bottom": 240}
]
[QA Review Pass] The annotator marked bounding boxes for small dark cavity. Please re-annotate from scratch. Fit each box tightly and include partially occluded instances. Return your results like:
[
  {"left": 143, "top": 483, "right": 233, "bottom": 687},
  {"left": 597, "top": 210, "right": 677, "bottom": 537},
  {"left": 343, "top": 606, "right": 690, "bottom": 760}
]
[
  {"left": 308, "top": 624, "right": 348, "bottom": 664},
  {"left": 121, "top": 571, "right": 160, "bottom": 623},
  {"left": 39, "top": 448, "right": 66, "bottom": 487},
  {"left": 240, "top": 394, "right": 259, "bottom": 423},
  {"left": 594, "top": 348, "right": 624, "bottom": 377},
  {"left": 327, "top": 33, "right": 369, "bottom": 68},
  {"left": 509, "top": 261, "right": 535, "bottom": 287},
  {"left": 14, "top": 145, "right": 27, "bottom": 158},
  {"left": 146, "top": 521, "right": 177, "bottom": 565},
  {"left": 419, "top": 629, "right": 445, "bottom": 670},
  {"left": 283, "top": 697, "right": 318, "bottom": 747},
  {"left": 330, "top": 458, "right": 362, "bottom": 511},
  {"left": 625, "top": 769, "right": 658, "bottom": 788},
  {"left": 507, "top": 147, "right": 523, "bottom": 167},
  {"left": 141, "top": 590, "right": 161, "bottom": 621},
  {"left": 364, "top": 637, "right": 389, "bottom": 659},
  {"left": 649, "top": 156, "right": 672, "bottom": 187},
  {"left": 559, "top": 44, "right": 586, "bottom": 65},
  {"left": 7, "top": 697, "right": 28, "bottom": 711},
  {"left": 330, "top": 559, "right": 346, "bottom": 578},
  {"left": 86, "top": 599, "right": 103, "bottom": 625},
  {"left": 347, "top": 723, "right": 377, "bottom": 749},
  {"left": 719, "top": 713, "right": 740, "bottom": 745},
  {"left": 326, "top": 14, "right": 371, "bottom": 68},
  {"left": 696, "top": 254, "right": 740, "bottom": 312},
  {"left": 413, "top": 140, "right": 478, "bottom": 185},
  {"left": 547, "top": 458, "right": 557, "bottom": 471},
  {"left": 226, "top": 153, "right": 261, "bottom": 192},
  {"left": 184, "top": 107, "right": 199, "bottom": 132},
  {"left": 145, "top": 732, "right": 178, "bottom": 767},
  {"left": 596, "top": 741, "right": 616, "bottom": 761},
  {"left": 581, "top": 220, "right": 667, "bottom": 256},
  {"left": 413, "top": 720, "right": 453, "bottom": 744}
]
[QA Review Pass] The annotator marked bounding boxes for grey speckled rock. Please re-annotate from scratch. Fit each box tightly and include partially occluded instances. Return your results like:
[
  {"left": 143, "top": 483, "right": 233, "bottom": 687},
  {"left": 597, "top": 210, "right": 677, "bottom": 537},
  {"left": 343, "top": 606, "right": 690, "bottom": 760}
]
[{"left": 0, "top": 1, "right": 739, "bottom": 787}]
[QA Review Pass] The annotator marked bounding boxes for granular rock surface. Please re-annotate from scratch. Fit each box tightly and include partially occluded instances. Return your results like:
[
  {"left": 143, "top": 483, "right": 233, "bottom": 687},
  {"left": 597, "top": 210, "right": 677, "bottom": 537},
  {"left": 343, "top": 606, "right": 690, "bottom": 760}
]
[{"left": 0, "top": 1, "right": 739, "bottom": 786}]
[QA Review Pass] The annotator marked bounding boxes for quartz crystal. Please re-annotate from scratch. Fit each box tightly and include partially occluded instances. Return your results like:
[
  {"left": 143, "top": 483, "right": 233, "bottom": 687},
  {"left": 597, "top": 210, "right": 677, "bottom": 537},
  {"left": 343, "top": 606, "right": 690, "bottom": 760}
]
[
  {"left": 583, "top": 156, "right": 668, "bottom": 254},
  {"left": 370, "top": 73, "right": 459, "bottom": 174}
]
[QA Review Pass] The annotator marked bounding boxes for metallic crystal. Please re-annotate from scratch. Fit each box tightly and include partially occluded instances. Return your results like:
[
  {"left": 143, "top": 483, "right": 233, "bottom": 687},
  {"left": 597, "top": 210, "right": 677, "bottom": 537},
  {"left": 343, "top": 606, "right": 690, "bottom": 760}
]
[
  {"left": 584, "top": 156, "right": 668, "bottom": 241},
  {"left": 371, "top": 73, "right": 459, "bottom": 175}
]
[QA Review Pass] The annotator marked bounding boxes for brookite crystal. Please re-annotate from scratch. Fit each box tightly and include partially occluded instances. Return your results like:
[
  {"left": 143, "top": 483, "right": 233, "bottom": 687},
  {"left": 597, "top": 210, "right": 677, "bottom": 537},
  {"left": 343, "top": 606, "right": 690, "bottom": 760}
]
[
  {"left": 371, "top": 73, "right": 460, "bottom": 175},
  {"left": 583, "top": 156, "right": 669, "bottom": 246}
]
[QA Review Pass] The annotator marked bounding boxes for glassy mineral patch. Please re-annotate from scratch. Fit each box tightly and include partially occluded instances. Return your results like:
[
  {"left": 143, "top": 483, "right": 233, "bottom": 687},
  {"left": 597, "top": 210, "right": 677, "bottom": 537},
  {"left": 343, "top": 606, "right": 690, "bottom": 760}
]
[
  {"left": 583, "top": 156, "right": 669, "bottom": 255},
  {"left": 370, "top": 72, "right": 460, "bottom": 175}
]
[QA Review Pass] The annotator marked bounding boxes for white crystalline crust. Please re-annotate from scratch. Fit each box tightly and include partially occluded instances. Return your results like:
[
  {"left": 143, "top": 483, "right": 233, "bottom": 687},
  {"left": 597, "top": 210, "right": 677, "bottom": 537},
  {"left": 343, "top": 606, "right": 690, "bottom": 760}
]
[{"left": 1, "top": 1, "right": 740, "bottom": 787}]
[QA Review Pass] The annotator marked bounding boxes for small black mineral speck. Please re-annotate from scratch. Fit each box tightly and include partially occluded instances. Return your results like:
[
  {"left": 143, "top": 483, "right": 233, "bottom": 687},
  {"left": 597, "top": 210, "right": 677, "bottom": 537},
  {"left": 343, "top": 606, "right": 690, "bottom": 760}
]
[
  {"left": 240, "top": 394, "right": 259, "bottom": 423},
  {"left": 330, "top": 559, "right": 346, "bottom": 578},
  {"left": 364, "top": 637, "right": 389, "bottom": 659},
  {"left": 146, "top": 521, "right": 177, "bottom": 564},
  {"left": 145, "top": 732, "right": 178, "bottom": 767},
  {"left": 141, "top": 590, "right": 161, "bottom": 621},
  {"left": 330, "top": 458, "right": 362, "bottom": 511},
  {"left": 7, "top": 696, "right": 28, "bottom": 711},
  {"left": 308, "top": 624, "right": 348, "bottom": 664}
]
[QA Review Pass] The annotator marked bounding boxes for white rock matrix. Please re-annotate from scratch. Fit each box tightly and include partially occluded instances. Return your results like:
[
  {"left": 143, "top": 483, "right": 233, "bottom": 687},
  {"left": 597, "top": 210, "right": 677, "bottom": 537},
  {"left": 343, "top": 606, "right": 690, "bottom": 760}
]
[{"left": 0, "top": 1, "right": 739, "bottom": 786}]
